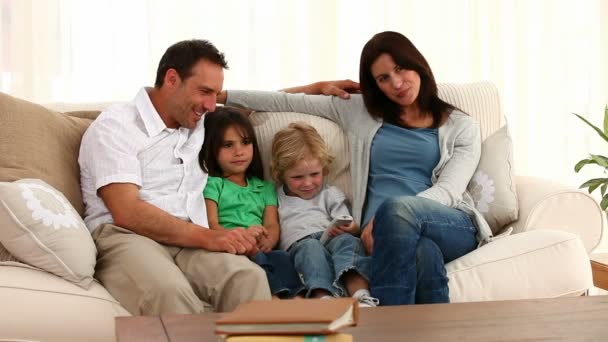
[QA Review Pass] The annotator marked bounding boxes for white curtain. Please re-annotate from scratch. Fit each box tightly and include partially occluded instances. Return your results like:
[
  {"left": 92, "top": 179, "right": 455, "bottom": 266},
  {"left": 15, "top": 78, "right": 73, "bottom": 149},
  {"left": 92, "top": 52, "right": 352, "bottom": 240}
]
[{"left": 2, "top": 0, "right": 608, "bottom": 188}]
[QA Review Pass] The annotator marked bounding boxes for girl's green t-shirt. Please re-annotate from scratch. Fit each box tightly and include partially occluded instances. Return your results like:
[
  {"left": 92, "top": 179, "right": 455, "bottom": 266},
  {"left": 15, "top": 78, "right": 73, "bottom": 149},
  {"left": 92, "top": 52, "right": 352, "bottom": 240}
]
[{"left": 203, "top": 176, "right": 278, "bottom": 229}]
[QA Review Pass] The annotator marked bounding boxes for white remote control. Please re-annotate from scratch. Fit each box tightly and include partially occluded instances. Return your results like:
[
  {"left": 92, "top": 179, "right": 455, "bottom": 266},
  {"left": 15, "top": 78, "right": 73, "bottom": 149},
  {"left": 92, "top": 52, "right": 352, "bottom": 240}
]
[{"left": 320, "top": 215, "right": 353, "bottom": 245}]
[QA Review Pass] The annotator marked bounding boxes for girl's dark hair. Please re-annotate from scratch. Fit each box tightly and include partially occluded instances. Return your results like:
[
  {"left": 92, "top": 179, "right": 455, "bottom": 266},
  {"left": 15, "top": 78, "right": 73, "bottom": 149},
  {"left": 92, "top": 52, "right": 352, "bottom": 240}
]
[
  {"left": 359, "top": 31, "right": 455, "bottom": 127},
  {"left": 199, "top": 107, "right": 264, "bottom": 180}
]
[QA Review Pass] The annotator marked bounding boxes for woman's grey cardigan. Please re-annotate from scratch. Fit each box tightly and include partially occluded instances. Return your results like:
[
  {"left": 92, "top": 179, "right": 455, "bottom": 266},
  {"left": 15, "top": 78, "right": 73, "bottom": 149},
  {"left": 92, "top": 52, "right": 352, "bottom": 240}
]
[{"left": 227, "top": 90, "right": 493, "bottom": 244}]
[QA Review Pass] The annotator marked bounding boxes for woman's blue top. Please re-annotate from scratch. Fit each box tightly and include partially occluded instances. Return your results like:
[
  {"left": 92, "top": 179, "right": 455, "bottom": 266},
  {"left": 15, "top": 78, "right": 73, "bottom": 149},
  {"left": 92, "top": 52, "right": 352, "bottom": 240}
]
[{"left": 361, "top": 123, "right": 440, "bottom": 227}]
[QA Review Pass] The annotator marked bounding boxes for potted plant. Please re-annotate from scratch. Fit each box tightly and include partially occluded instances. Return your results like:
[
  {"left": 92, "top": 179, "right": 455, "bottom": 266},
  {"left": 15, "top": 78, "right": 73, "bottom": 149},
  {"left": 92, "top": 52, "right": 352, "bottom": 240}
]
[{"left": 574, "top": 105, "right": 608, "bottom": 210}]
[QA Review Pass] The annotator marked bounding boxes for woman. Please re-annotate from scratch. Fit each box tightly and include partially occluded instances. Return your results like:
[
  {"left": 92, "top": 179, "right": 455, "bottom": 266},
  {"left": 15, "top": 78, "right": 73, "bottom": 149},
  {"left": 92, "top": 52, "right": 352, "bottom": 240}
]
[{"left": 218, "top": 31, "right": 492, "bottom": 305}]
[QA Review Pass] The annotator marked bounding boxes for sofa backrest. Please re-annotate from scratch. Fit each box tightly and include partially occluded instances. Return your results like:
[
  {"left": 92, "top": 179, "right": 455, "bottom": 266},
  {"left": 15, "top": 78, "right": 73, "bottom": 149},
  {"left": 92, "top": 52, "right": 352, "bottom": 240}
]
[
  {"left": 1, "top": 82, "right": 503, "bottom": 215},
  {"left": 250, "top": 82, "right": 505, "bottom": 202}
]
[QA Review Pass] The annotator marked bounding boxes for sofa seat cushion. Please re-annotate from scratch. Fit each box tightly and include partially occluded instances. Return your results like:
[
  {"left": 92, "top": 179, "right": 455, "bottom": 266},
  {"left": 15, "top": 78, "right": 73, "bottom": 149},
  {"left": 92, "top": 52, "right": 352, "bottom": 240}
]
[
  {"left": 447, "top": 230, "right": 592, "bottom": 302},
  {"left": 0, "top": 265, "right": 129, "bottom": 342}
]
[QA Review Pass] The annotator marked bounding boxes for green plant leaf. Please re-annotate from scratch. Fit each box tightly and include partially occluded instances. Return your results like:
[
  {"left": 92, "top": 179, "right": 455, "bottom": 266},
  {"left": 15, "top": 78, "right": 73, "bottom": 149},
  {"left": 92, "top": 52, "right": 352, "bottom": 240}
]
[
  {"left": 574, "top": 113, "right": 608, "bottom": 143},
  {"left": 579, "top": 178, "right": 608, "bottom": 193},
  {"left": 601, "top": 194, "right": 608, "bottom": 211},
  {"left": 589, "top": 181, "right": 605, "bottom": 193},
  {"left": 601, "top": 184, "right": 608, "bottom": 197},
  {"left": 574, "top": 158, "right": 597, "bottom": 172},
  {"left": 589, "top": 154, "right": 608, "bottom": 168},
  {"left": 604, "top": 105, "right": 608, "bottom": 135}
]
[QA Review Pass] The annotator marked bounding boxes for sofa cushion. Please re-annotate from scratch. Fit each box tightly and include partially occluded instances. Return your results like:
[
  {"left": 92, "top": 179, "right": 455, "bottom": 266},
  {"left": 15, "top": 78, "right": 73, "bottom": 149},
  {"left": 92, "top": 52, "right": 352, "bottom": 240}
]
[
  {"left": 249, "top": 112, "right": 352, "bottom": 202},
  {"left": 447, "top": 230, "right": 592, "bottom": 302},
  {"left": 439, "top": 82, "right": 503, "bottom": 140},
  {"left": 467, "top": 125, "right": 518, "bottom": 233},
  {"left": 0, "top": 179, "right": 97, "bottom": 288},
  {"left": 0, "top": 91, "right": 93, "bottom": 216},
  {"left": 0, "top": 265, "right": 129, "bottom": 342}
]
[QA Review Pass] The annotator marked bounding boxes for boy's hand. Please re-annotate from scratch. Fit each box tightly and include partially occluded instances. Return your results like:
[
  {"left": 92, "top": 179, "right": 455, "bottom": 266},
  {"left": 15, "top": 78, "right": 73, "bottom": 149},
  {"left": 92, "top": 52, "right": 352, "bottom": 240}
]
[{"left": 327, "top": 221, "right": 359, "bottom": 238}]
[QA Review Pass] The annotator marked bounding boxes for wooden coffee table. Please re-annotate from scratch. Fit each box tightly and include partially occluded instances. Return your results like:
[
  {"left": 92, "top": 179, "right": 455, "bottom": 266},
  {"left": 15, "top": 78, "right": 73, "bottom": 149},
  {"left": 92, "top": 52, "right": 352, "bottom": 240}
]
[
  {"left": 591, "top": 253, "right": 608, "bottom": 290},
  {"left": 116, "top": 295, "right": 608, "bottom": 341}
]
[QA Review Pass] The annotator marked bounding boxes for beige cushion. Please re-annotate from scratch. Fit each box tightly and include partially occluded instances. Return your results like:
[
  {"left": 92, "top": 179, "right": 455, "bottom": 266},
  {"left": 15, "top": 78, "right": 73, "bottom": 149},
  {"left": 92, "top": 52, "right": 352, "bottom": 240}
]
[
  {"left": 467, "top": 125, "right": 518, "bottom": 233},
  {"left": 0, "top": 179, "right": 97, "bottom": 288},
  {"left": 0, "top": 91, "right": 93, "bottom": 216},
  {"left": 447, "top": 230, "right": 592, "bottom": 302},
  {"left": 439, "top": 82, "right": 503, "bottom": 140},
  {"left": 0, "top": 265, "right": 129, "bottom": 342},
  {"left": 249, "top": 112, "right": 352, "bottom": 202}
]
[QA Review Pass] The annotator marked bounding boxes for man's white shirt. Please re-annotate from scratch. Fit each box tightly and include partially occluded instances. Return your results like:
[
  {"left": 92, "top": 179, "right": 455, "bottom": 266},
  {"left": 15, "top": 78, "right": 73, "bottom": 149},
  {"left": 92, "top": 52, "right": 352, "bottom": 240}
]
[{"left": 79, "top": 87, "right": 209, "bottom": 233}]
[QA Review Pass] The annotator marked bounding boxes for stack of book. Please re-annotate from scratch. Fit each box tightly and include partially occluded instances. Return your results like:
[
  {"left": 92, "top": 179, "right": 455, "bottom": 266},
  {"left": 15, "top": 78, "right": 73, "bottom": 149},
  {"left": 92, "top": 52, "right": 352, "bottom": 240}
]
[{"left": 215, "top": 297, "right": 358, "bottom": 342}]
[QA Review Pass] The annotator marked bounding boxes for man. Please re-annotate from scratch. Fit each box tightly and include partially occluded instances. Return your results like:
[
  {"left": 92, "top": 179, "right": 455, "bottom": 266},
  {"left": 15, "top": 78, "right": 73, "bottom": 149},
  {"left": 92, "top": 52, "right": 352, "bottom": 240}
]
[{"left": 79, "top": 40, "right": 271, "bottom": 315}]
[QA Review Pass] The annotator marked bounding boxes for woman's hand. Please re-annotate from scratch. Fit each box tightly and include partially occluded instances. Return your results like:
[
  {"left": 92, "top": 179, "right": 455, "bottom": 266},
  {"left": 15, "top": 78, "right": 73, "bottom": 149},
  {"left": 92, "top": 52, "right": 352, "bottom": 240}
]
[
  {"left": 317, "top": 80, "right": 361, "bottom": 99},
  {"left": 361, "top": 218, "right": 374, "bottom": 255},
  {"left": 281, "top": 80, "right": 361, "bottom": 98}
]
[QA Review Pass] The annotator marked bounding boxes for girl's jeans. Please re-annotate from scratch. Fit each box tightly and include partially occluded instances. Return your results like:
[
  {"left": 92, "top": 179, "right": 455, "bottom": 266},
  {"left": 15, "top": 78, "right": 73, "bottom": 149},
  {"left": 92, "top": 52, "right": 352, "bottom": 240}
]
[
  {"left": 370, "top": 196, "right": 477, "bottom": 305},
  {"left": 252, "top": 250, "right": 305, "bottom": 298},
  {"left": 288, "top": 231, "right": 371, "bottom": 297}
]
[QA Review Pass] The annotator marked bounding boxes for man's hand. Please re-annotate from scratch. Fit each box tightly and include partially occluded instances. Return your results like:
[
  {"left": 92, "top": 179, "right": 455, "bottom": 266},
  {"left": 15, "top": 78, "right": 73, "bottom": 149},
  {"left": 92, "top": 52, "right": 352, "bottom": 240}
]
[
  {"left": 207, "top": 228, "right": 259, "bottom": 255},
  {"left": 361, "top": 218, "right": 374, "bottom": 256}
]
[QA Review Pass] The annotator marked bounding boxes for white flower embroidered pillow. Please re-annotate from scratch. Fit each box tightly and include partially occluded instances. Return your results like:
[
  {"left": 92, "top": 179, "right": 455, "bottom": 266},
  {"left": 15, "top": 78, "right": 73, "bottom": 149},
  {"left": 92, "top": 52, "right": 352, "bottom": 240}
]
[
  {"left": 0, "top": 179, "right": 96, "bottom": 288},
  {"left": 467, "top": 124, "right": 518, "bottom": 234}
]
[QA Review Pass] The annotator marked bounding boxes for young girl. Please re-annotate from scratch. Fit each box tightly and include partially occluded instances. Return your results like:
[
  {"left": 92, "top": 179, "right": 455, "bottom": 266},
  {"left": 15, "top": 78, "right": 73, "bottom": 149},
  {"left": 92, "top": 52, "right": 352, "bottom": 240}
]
[
  {"left": 271, "top": 122, "right": 379, "bottom": 307},
  {"left": 199, "top": 107, "right": 304, "bottom": 299}
]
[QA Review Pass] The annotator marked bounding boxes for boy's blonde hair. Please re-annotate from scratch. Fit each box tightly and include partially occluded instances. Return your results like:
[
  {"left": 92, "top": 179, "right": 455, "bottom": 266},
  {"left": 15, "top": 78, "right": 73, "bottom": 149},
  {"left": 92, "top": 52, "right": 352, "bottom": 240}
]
[{"left": 271, "top": 122, "right": 334, "bottom": 184}]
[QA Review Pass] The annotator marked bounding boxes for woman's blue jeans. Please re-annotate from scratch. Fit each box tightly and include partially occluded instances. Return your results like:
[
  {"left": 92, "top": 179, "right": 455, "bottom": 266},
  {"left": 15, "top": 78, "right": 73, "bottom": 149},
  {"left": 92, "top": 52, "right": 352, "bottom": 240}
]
[{"left": 370, "top": 196, "right": 477, "bottom": 305}]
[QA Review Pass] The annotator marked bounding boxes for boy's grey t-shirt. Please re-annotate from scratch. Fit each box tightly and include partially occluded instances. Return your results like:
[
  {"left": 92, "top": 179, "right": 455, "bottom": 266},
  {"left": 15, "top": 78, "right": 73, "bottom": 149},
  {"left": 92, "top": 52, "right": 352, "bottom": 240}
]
[{"left": 277, "top": 184, "right": 351, "bottom": 251}]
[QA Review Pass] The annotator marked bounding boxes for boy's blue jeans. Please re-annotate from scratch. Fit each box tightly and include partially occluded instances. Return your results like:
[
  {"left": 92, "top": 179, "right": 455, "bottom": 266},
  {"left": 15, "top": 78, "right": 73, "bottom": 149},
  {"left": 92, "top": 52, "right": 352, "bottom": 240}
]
[
  {"left": 288, "top": 231, "right": 371, "bottom": 297},
  {"left": 252, "top": 250, "right": 305, "bottom": 298},
  {"left": 370, "top": 196, "right": 477, "bottom": 305}
]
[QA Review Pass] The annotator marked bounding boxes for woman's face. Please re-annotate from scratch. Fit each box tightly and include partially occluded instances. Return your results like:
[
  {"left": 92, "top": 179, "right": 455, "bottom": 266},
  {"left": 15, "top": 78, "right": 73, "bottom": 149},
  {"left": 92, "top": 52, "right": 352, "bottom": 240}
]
[{"left": 370, "top": 53, "right": 421, "bottom": 110}]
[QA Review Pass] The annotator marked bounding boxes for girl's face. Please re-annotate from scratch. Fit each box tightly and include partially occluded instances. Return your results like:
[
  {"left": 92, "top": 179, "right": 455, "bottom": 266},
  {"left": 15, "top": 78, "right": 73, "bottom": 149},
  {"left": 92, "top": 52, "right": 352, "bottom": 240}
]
[
  {"left": 217, "top": 125, "right": 253, "bottom": 179},
  {"left": 371, "top": 53, "right": 421, "bottom": 110},
  {"left": 283, "top": 157, "right": 324, "bottom": 200}
]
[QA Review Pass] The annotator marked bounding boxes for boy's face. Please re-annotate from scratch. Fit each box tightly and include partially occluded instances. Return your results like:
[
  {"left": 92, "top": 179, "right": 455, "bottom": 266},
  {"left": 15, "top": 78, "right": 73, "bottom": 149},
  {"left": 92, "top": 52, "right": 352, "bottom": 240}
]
[{"left": 283, "top": 157, "right": 324, "bottom": 200}]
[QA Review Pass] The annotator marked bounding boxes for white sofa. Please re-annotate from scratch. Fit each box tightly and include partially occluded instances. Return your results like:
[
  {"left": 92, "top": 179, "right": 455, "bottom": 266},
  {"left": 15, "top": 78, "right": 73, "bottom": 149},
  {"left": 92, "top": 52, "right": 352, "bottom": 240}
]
[{"left": 0, "top": 82, "right": 601, "bottom": 342}]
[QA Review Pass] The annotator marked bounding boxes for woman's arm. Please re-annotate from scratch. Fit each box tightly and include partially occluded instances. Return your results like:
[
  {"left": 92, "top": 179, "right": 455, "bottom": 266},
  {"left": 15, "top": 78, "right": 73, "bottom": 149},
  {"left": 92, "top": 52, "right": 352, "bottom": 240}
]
[
  {"left": 216, "top": 80, "right": 360, "bottom": 104},
  {"left": 205, "top": 199, "right": 225, "bottom": 231},
  {"left": 417, "top": 118, "right": 481, "bottom": 207}
]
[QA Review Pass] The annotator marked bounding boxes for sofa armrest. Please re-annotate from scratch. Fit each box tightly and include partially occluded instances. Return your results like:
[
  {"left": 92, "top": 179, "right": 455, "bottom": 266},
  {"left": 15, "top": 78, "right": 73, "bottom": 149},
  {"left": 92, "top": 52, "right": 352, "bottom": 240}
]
[{"left": 504, "top": 175, "right": 603, "bottom": 252}]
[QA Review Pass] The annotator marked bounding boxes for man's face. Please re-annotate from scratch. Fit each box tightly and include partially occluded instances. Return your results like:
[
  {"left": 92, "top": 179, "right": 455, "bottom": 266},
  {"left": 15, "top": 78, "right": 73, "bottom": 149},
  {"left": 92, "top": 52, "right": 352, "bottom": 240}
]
[{"left": 166, "top": 59, "right": 224, "bottom": 129}]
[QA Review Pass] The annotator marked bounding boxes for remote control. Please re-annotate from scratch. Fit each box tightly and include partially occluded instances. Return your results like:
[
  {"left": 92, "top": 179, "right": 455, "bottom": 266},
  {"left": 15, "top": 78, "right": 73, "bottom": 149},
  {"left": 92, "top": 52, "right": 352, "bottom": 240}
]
[{"left": 320, "top": 215, "right": 353, "bottom": 245}]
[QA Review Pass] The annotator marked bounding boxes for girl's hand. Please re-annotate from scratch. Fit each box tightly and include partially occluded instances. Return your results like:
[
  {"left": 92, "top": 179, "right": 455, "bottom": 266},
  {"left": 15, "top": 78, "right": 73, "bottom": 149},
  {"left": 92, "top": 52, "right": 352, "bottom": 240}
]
[
  {"left": 361, "top": 218, "right": 374, "bottom": 256},
  {"left": 257, "top": 235, "right": 274, "bottom": 253},
  {"left": 247, "top": 225, "right": 268, "bottom": 241}
]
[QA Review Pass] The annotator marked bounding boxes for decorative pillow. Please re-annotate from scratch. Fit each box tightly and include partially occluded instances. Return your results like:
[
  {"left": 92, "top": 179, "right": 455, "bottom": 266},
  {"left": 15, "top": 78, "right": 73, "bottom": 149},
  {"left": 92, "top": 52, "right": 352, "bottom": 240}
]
[
  {"left": 0, "top": 91, "right": 96, "bottom": 216},
  {"left": 467, "top": 124, "right": 518, "bottom": 234},
  {"left": 0, "top": 179, "right": 97, "bottom": 288}
]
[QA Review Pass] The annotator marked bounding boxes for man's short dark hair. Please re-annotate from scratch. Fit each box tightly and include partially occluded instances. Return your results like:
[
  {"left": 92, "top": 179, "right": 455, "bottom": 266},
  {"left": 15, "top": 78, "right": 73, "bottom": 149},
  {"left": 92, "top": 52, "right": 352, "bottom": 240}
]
[{"left": 154, "top": 39, "right": 228, "bottom": 88}]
